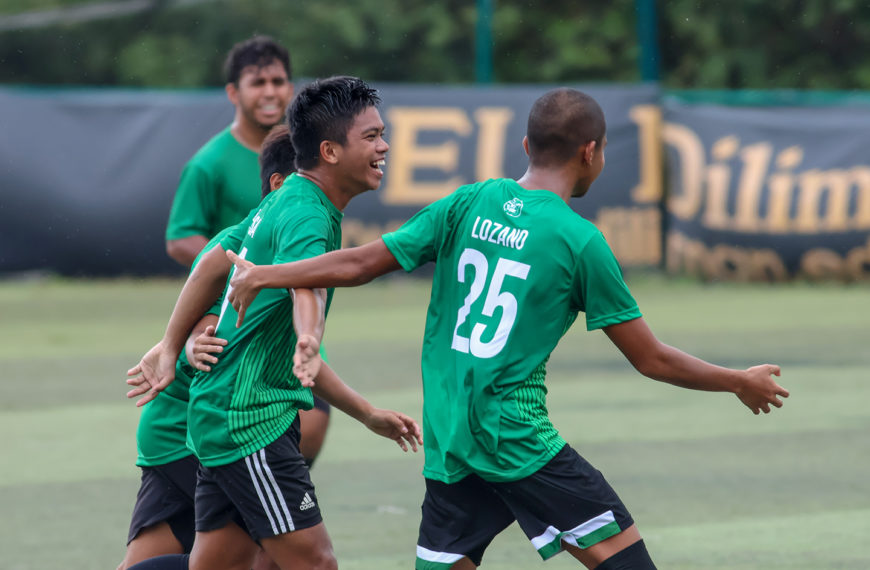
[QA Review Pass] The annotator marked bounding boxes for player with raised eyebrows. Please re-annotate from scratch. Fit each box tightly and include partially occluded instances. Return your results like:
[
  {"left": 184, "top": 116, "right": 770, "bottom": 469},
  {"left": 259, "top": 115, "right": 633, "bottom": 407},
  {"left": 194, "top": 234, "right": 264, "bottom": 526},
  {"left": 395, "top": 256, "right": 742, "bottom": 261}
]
[{"left": 222, "top": 88, "right": 789, "bottom": 569}]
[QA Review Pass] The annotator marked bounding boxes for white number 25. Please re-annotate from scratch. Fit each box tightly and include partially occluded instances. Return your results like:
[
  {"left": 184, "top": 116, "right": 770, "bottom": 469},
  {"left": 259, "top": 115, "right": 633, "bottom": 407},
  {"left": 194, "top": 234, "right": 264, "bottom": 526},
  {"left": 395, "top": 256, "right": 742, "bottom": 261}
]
[{"left": 451, "top": 248, "right": 530, "bottom": 358}]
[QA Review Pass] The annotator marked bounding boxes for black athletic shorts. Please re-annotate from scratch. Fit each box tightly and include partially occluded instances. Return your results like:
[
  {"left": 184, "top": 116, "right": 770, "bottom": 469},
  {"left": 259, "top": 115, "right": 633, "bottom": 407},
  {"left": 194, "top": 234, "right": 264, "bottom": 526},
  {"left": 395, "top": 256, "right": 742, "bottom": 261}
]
[
  {"left": 194, "top": 416, "right": 322, "bottom": 541},
  {"left": 312, "top": 395, "right": 331, "bottom": 414},
  {"left": 127, "top": 454, "right": 199, "bottom": 552},
  {"left": 415, "top": 444, "right": 634, "bottom": 568}
]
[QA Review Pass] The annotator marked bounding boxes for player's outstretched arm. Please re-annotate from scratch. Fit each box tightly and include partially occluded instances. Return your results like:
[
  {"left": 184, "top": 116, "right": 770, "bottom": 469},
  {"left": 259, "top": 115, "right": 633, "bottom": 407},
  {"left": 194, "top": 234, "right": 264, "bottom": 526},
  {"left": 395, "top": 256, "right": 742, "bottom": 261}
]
[
  {"left": 226, "top": 238, "right": 402, "bottom": 325},
  {"left": 126, "top": 246, "right": 231, "bottom": 406},
  {"left": 312, "top": 362, "right": 422, "bottom": 452},
  {"left": 603, "top": 317, "right": 789, "bottom": 414},
  {"left": 290, "top": 288, "right": 326, "bottom": 386}
]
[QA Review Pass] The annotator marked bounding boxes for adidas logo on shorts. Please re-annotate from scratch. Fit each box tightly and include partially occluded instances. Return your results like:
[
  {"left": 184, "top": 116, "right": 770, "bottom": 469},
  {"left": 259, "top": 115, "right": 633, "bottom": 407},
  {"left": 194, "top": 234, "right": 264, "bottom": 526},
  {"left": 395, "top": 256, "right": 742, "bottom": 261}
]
[{"left": 300, "top": 492, "right": 316, "bottom": 511}]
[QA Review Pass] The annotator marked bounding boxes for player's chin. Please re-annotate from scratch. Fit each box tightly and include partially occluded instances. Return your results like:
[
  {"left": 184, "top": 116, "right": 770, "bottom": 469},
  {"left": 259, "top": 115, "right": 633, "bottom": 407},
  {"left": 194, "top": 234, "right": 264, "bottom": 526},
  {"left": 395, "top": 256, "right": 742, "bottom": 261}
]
[{"left": 366, "top": 168, "right": 384, "bottom": 189}]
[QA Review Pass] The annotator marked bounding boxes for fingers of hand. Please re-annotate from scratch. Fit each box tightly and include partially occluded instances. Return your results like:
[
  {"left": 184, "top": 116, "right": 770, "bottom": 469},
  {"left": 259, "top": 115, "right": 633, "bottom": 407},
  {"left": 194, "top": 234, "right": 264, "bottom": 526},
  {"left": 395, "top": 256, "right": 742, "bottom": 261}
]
[{"left": 126, "top": 385, "right": 149, "bottom": 398}]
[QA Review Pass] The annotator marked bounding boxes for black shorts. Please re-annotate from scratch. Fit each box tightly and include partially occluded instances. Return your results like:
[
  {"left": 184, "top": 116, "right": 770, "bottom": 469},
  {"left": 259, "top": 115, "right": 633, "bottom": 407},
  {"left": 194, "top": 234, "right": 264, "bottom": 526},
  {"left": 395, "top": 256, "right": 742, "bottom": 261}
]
[
  {"left": 415, "top": 444, "right": 634, "bottom": 568},
  {"left": 312, "top": 395, "right": 331, "bottom": 414},
  {"left": 127, "top": 454, "right": 199, "bottom": 552},
  {"left": 194, "top": 417, "right": 323, "bottom": 541}
]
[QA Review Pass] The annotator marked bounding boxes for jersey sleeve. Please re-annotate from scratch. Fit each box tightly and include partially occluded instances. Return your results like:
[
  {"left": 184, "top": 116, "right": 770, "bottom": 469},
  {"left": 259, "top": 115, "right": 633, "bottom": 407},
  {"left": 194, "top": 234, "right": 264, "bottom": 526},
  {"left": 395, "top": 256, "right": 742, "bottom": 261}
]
[
  {"left": 166, "top": 161, "right": 217, "bottom": 240},
  {"left": 572, "top": 231, "right": 642, "bottom": 331},
  {"left": 382, "top": 194, "right": 453, "bottom": 272}
]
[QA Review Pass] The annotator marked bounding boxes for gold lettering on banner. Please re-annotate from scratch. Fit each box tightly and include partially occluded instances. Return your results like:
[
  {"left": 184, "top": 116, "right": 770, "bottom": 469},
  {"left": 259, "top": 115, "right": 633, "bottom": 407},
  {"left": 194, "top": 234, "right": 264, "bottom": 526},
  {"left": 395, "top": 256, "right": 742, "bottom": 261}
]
[
  {"left": 474, "top": 108, "right": 513, "bottom": 180},
  {"left": 801, "top": 238, "right": 870, "bottom": 281},
  {"left": 704, "top": 136, "right": 739, "bottom": 229},
  {"left": 664, "top": 123, "right": 870, "bottom": 234},
  {"left": 733, "top": 142, "right": 773, "bottom": 231},
  {"left": 594, "top": 207, "right": 661, "bottom": 265},
  {"left": 382, "top": 107, "right": 472, "bottom": 205},
  {"left": 765, "top": 146, "right": 803, "bottom": 233},
  {"left": 629, "top": 104, "right": 663, "bottom": 203},
  {"left": 795, "top": 168, "right": 870, "bottom": 232},
  {"left": 662, "top": 122, "right": 705, "bottom": 221},
  {"left": 666, "top": 231, "right": 789, "bottom": 282}
]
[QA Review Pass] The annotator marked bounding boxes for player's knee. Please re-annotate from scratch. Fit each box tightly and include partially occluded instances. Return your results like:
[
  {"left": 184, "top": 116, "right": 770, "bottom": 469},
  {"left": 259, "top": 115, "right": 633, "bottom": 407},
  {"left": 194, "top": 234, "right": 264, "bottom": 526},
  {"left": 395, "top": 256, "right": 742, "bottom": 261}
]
[
  {"left": 593, "top": 540, "right": 656, "bottom": 570},
  {"left": 309, "top": 545, "right": 337, "bottom": 570}
]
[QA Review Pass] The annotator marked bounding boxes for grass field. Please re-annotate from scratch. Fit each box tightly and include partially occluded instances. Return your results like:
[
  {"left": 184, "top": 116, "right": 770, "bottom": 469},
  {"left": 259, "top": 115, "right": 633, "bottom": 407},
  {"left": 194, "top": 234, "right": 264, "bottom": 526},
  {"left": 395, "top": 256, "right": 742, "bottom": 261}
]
[{"left": 1, "top": 275, "right": 868, "bottom": 569}]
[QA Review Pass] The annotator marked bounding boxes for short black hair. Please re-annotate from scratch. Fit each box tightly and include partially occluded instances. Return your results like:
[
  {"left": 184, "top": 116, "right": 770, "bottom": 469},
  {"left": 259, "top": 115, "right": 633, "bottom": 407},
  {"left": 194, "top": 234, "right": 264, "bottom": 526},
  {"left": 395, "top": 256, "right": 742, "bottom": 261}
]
[
  {"left": 526, "top": 88, "right": 606, "bottom": 167},
  {"left": 224, "top": 35, "right": 291, "bottom": 85},
  {"left": 288, "top": 76, "right": 381, "bottom": 170},
  {"left": 259, "top": 124, "right": 296, "bottom": 198}
]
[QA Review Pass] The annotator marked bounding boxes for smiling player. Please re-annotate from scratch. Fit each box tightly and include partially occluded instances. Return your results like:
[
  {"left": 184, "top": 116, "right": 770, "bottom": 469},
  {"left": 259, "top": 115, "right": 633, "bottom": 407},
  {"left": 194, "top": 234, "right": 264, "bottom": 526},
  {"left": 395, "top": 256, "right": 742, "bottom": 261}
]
[{"left": 165, "top": 36, "right": 295, "bottom": 268}]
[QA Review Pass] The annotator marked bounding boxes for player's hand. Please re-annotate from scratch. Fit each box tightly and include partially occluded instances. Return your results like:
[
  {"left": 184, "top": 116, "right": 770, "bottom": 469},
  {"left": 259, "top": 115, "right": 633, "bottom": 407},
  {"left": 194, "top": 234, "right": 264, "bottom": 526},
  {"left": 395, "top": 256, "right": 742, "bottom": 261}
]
[
  {"left": 126, "top": 341, "right": 179, "bottom": 406},
  {"left": 735, "top": 364, "right": 789, "bottom": 414},
  {"left": 226, "top": 250, "right": 261, "bottom": 328},
  {"left": 293, "top": 334, "right": 321, "bottom": 388},
  {"left": 364, "top": 409, "right": 423, "bottom": 452},
  {"left": 191, "top": 325, "right": 227, "bottom": 372}
]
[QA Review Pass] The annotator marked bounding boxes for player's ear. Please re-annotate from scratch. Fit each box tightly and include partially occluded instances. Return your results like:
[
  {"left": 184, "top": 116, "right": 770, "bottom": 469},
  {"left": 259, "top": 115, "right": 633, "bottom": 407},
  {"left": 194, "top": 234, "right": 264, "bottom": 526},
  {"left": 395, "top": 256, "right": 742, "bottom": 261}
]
[
  {"left": 582, "top": 140, "right": 597, "bottom": 165},
  {"left": 320, "top": 140, "right": 340, "bottom": 165},
  {"left": 226, "top": 82, "right": 239, "bottom": 106},
  {"left": 269, "top": 173, "right": 286, "bottom": 191},
  {"left": 522, "top": 136, "right": 530, "bottom": 157}
]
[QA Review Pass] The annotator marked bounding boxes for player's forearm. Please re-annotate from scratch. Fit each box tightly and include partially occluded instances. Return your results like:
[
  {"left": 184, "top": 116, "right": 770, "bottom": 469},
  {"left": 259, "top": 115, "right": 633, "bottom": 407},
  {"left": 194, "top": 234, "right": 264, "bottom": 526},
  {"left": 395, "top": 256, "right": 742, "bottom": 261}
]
[
  {"left": 638, "top": 343, "right": 748, "bottom": 394},
  {"left": 254, "top": 240, "right": 400, "bottom": 290},
  {"left": 311, "top": 362, "right": 374, "bottom": 424},
  {"left": 604, "top": 317, "right": 749, "bottom": 395},
  {"left": 163, "top": 247, "right": 230, "bottom": 352},
  {"left": 291, "top": 288, "right": 325, "bottom": 344}
]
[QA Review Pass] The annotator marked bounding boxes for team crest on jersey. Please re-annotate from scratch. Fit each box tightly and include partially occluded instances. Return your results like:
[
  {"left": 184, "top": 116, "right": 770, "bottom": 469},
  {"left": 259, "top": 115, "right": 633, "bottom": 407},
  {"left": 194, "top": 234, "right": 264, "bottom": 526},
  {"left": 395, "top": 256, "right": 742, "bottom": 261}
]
[
  {"left": 247, "top": 210, "right": 263, "bottom": 238},
  {"left": 503, "top": 198, "right": 523, "bottom": 218}
]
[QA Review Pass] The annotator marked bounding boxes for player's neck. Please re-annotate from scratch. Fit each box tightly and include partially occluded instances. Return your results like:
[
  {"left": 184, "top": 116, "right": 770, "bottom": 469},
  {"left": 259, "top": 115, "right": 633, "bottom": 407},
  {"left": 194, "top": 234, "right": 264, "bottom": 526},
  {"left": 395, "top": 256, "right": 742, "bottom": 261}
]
[
  {"left": 296, "top": 169, "right": 355, "bottom": 211},
  {"left": 515, "top": 168, "right": 574, "bottom": 204},
  {"left": 230, "top": 117, "right": 268, "bottom": 152}
]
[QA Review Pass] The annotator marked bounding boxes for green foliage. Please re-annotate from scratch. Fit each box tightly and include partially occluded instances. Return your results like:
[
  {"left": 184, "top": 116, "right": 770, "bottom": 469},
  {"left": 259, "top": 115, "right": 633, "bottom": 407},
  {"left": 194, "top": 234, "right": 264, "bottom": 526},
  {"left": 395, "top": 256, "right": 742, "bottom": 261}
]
[
  {"left": 660, "top": 0, "right": 870, "bottom": 88},
  {"left": 1, "top": 0, "right": 869, "bottom": 88}
]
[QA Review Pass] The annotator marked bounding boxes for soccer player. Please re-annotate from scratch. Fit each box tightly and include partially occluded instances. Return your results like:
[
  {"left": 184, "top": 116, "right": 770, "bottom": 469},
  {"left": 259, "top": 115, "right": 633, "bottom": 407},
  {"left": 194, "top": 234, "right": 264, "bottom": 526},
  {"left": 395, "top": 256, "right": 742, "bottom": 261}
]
[
  {"left": 254, "top": 124, "right": 334, "bottom": 469},
  {"left": 165, "top": 35, "right": 294, "bottom": 268},
  {"left": 222, "top": 88, "right": 790, "bottom": 569},
  {"left": 119, "top": 125, "right": 301, "bottom": 570},
  {"left": 127, "top": 76, "right": 420, "bottom": 570}
]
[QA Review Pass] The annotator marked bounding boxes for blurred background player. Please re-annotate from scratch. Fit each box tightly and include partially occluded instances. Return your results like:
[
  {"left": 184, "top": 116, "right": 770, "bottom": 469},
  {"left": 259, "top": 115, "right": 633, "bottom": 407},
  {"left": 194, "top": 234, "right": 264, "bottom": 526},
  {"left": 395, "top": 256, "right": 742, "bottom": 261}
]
[{"left": 165, "top": 35, "right": 293, "bottom": 268}]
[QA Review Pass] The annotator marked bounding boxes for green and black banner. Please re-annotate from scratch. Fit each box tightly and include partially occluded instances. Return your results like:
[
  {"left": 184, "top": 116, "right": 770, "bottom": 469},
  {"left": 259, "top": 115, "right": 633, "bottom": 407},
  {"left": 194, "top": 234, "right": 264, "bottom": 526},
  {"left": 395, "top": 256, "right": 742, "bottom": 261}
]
[{"left": 1, "top": 85, "right": 868, "bottom": 280}]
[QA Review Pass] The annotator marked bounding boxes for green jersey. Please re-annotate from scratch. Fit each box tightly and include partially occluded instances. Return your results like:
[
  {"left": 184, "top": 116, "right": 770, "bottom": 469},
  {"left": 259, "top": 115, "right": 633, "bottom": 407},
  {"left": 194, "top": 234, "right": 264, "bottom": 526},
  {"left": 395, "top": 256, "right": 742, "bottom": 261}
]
[
  {"left": 136, "top": 227, "right": 234, "bottom": 467},
  {"left": 188, "top": 174, "right": 342, "bottom": 467},
  {"left": 382, "top": 179, "right": 641, "bottom": 484},
  {"left": 166, "top": 126, "right": 261, "bottom": 241}
]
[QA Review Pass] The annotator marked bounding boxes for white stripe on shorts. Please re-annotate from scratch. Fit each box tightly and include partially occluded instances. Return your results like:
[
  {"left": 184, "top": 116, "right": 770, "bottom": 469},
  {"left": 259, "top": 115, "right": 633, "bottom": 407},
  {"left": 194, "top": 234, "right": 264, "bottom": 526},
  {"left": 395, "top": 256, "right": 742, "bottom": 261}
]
[
  {"left": 245, "top": 449, "right": 295, "bottom": 534},
  {"left": 416, "top": 545, "right": 464, "bottom": 564},
  {"left": 531, "top": 510, "right": 616, "bottom": 550}
]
